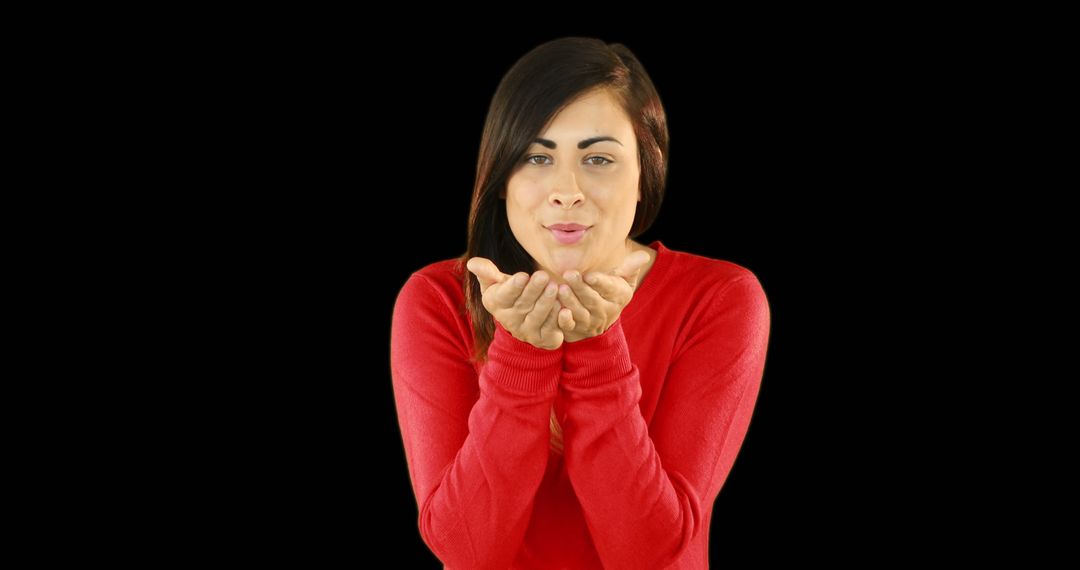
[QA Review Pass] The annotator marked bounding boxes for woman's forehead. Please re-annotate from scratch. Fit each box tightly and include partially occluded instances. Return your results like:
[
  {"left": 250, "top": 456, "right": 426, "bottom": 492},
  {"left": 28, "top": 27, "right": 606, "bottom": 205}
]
[{"left": 543, "top": 91, "right": 632, "bottom": 133}]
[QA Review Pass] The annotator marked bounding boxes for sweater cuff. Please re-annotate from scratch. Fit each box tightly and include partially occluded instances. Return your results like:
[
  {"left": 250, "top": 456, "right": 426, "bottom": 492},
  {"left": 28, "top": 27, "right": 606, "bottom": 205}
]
[
  {"left": 562, "top": 318, "right": 634, "bottom": 388},
  {"left": 484, "top": 320, "right": 563, "bottom": 393}
]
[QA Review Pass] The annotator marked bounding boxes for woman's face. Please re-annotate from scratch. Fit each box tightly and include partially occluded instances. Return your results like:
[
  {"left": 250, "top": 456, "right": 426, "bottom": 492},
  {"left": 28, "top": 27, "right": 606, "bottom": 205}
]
[{"left": 503, "top": 89, "right": 641, "bottom": 282}]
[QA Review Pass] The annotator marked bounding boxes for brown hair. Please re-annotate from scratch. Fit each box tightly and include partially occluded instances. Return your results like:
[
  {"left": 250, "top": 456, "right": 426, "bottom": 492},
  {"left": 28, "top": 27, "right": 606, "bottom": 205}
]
[
  {"left": 456, "top": 37, "right": 669, "bottom": 450},
  {"left": 458, "top": 37, "right": 669, "bottom": 359}
]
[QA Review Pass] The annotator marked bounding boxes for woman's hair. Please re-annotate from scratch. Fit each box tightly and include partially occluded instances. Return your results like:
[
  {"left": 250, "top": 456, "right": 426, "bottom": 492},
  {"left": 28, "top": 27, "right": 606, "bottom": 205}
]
[
  {"left": 456, "top": 37, "right": 669, "bottom": 453},
  {"left": 458, "top": 37, "right": 669, "bottom": 362}
]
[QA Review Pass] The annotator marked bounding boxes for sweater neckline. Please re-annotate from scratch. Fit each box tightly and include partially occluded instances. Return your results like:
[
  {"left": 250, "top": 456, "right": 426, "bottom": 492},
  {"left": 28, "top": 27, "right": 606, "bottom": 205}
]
[{"left": 620, "top": 240, "right": 673, "bottom": 321}]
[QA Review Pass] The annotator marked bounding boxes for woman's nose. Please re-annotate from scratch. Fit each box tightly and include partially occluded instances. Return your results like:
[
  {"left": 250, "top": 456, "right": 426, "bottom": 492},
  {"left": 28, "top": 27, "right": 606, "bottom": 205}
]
[
  {"left": 548, "top": 169, "right": 584, "bottom": 209},
  {"left": 549, "top": 192, "right": 583, "bottom": 209}
]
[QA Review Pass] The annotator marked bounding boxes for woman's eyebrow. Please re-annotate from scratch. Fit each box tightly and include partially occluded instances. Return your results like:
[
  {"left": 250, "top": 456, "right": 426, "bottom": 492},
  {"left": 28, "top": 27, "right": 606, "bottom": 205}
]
[{"left": 532, "top": 136, "right": 623, "bottom": 149}]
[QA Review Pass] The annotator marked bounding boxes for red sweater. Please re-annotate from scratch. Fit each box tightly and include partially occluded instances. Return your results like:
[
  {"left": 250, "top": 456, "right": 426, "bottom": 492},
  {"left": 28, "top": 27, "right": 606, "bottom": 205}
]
[{"left": 391, "top": 240, "right": 770, "bottom": 569}]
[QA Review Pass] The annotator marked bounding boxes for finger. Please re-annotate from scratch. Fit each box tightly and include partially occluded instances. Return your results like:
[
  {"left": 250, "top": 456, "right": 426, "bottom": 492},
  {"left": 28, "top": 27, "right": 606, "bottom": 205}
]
[
  {"left": 582, "top": 271, "right": 631, "bottom": 303},
  {"left": 522, "top": 281, "right": 559, "bottom": 332},
  {"left": 558, "top": 306, "right": 575, "bottom": 331},
  {"left": 562, "top": 271, "right": 606, "bottom": 312},
  {"left": 557, "top": 282, "right": 592, "bottom": 325},
  {"left": 612, "top": 250, "right": 652, "bottom": 287},
  {"left": 512, "top": 271, "right": 550, "bottom": 312},
  {"left": 466, "top": 257, "right": 510, "bottom": 293},
  {"left": 490, "top": 271, "right": 531, "bottom": 308},
  {"left": 540, "top": 298, "right": 563, "bottom": 343}
]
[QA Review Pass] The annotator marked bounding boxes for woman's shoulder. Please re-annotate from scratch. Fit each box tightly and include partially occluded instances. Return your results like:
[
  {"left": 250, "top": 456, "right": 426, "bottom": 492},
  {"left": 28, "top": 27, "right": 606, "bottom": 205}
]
[
  {"left": 629, "top": 241, "right": 765, "bottom": 322},
  {"left": 392, "top": 256, "right": 473, "bottom": 360},
  {"left": 395, "top": 255, "right": 468, "bottom": 313},
  {"left": 409, "top": 256, "right": 467, "bottom": 287},
  {"left": 655, "top": 244, "right": 769, "bottom": 329},
  {"left": 659, "top": 242, "right": 762, "bottom": 292}
]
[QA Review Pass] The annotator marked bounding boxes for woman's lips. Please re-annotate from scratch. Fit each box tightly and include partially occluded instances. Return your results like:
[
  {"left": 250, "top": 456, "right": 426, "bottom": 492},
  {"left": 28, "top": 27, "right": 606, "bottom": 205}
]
[{"left": 549, "top": 227, "right": 588, "bottom": 245}]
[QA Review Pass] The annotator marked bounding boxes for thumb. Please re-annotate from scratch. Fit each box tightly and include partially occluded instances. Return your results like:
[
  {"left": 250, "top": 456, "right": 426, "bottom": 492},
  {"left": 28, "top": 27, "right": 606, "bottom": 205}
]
[
  {"left": 466, "top": 256, "right": 508, "bottom": 293},
  {"left": 612, "top": 250, "right": 651, "bottom": 284}
]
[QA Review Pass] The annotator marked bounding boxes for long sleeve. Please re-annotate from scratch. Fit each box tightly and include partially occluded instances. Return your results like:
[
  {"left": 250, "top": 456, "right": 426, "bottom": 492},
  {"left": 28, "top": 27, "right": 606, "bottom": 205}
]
[
  {"left": 390, "top": 274, "right": 563, "bottom": 569},
  {"left": 558, "top": 275, "right": 770, "bottom": 569}
]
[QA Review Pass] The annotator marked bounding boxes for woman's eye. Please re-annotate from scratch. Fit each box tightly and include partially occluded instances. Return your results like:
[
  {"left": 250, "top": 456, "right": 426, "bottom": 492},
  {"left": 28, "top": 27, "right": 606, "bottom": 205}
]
[{"left": 524, "top": 155, "right": 612, "bottom": 166}]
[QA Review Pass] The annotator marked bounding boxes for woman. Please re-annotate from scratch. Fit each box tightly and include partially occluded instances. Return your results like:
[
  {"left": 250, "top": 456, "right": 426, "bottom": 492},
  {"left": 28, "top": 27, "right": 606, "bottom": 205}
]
[{"left": 391, "top": 37, "right": 770, "bottom": 569}]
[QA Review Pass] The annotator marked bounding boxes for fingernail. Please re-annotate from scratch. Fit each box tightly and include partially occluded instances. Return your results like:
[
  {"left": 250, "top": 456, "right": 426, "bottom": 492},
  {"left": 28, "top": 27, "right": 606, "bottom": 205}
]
[
  {"left": 585, "top": 273, "right": 597, "bottom": 285},
  {"left": 515, "top": 274, "right": 528, "bottom": 287},
  {"left": 545, "top": 283, "right": 557, "bottom": 297},
  {"left": 559, "top": 284, "right": 570, "bottom": 295}
]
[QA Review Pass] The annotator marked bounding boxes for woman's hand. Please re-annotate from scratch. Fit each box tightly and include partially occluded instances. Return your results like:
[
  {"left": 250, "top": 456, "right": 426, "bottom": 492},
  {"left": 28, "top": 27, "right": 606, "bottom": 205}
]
[
  {"left": 466, "top": 257, "right": 565, "bottom": 350},
  {"left": 556, "top": 250, "right": 652, "bottom": 343}
]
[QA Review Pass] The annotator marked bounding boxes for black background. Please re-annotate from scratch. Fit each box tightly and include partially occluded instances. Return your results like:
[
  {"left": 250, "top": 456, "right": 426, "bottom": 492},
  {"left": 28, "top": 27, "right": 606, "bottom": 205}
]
[
  {"left": 366, "top": 34, "right": 859, "bottom": 566},
  {"left": 170, "top": 27, "right": 975, "bottom": 565}
]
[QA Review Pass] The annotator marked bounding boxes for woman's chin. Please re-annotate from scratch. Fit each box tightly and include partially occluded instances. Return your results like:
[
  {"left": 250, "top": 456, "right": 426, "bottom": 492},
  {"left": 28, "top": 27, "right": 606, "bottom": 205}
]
[{"left": 543, "top": 249, "right": 591, "bottom": 278}]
